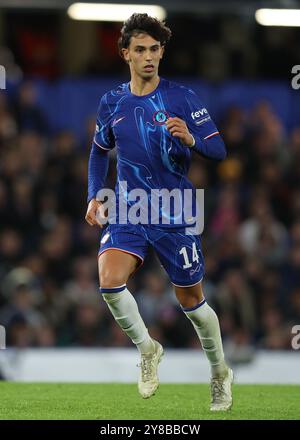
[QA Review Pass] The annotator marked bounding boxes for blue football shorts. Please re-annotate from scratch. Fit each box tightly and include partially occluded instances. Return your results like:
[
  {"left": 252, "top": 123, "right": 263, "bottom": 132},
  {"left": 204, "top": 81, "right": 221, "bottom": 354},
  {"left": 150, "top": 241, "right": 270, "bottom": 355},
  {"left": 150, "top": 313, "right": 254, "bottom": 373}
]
[{"left": 98, "top": 223, "right": 204, "bottom": 287}]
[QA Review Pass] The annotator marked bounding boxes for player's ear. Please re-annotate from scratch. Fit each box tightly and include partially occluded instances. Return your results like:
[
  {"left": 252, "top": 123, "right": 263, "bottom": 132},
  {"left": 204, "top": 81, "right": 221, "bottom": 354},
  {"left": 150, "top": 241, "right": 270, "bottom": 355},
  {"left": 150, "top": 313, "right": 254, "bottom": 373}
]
[
  {"left": 122, "top": 48, "right": 130, "bottom": 63},
  {"left": 160, "top": 46, "right": 165, "bottom": 59}
]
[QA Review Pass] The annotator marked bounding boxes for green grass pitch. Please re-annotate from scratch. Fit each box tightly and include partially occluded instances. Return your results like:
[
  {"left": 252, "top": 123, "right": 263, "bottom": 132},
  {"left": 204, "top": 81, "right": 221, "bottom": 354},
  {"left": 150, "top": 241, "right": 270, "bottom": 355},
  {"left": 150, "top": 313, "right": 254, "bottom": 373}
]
[{"left": 0, "top": 383, "right": 299, "bottom": 420}]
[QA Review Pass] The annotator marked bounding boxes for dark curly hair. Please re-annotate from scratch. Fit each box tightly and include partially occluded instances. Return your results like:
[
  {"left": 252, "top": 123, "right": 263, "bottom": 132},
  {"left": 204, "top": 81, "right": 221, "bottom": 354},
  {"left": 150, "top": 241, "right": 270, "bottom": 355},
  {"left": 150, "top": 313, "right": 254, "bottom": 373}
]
[{"left": 118, "top": 13, "right": 172, "bottom": 56}]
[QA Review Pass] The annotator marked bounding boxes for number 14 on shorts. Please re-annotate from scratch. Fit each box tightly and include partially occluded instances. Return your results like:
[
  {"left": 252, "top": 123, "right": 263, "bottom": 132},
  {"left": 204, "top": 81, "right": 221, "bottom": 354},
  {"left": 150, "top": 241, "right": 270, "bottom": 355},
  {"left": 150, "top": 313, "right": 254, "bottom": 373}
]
[{"left": 179, "top": 243, "right": 199, "bottom": 269}]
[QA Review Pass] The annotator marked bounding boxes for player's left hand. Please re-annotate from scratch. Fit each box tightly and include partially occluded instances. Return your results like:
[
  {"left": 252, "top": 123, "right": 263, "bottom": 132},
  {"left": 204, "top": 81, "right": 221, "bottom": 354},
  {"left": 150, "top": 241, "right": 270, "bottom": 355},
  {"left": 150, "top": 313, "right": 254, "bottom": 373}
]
[{"left": 165, "top": 117, "right": 194, "bottom": 147}]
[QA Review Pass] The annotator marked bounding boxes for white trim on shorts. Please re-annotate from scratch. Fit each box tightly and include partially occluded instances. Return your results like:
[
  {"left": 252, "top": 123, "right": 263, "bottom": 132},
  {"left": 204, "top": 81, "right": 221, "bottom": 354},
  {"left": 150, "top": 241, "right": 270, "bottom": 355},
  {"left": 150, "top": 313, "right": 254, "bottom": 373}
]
[
  {"left": 98, "top": 247, "right": 144, "bottom": 265},
  {"left": 172, "top": 277, "right": 203, "bottom": 288}
]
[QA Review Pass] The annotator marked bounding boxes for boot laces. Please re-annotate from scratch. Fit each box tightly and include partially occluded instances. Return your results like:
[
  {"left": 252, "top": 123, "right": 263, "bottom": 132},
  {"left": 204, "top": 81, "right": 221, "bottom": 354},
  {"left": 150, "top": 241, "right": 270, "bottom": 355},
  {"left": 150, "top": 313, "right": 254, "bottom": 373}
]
[
  {"left": 211, "top": 377, "right": 226, "bottom": 402},
  {"left": 137, "top": 353, "right": 155, "bottom": 382}
]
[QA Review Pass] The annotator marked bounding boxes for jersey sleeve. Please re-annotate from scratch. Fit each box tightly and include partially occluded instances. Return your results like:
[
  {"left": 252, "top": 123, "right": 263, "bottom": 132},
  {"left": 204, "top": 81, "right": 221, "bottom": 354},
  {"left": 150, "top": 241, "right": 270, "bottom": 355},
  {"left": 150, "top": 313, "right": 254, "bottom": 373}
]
[
  {"left": 182, "top": 88, "right": 226, "bottom": 160},
  {"left": 93, "top": 94, "right": 115, "bottom": 151},
  {"left": 182, "top": 88, "right": 219, "bottom": 140},
  {"left": 87, "top": 143, "right": 109, "bottom": 203}
]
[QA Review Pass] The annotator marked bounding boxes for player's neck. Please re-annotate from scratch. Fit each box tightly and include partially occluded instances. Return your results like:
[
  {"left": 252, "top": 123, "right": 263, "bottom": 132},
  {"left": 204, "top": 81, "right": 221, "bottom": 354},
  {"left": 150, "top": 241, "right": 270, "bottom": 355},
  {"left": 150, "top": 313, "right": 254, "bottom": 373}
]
[{"left": 129, "top": 74, "right": 160, "bottom": 96}]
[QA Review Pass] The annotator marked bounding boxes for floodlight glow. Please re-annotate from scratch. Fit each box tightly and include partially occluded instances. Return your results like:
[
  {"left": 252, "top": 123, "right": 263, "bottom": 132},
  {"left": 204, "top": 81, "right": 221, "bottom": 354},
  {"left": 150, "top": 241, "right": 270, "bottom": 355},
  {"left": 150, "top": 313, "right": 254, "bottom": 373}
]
[
  {"left": 68, "top": 3, "right": 166, "bottom": 21},
  {"left": 255, "top": 8, "right": 300, "bottom": 27}
]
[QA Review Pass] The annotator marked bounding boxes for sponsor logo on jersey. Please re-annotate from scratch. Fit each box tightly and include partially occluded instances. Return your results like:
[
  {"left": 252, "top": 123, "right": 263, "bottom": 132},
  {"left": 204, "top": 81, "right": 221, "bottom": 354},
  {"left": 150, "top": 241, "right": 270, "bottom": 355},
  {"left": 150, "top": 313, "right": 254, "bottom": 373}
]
[
  {"left": 195, "top": 115, "right": 211, "bottom": 126},
  {"left": 153, "top": 110, "right": 169, "bottom": 125},
  {"left": 191, "top": 108, "right": 208, "bottom": 119}
]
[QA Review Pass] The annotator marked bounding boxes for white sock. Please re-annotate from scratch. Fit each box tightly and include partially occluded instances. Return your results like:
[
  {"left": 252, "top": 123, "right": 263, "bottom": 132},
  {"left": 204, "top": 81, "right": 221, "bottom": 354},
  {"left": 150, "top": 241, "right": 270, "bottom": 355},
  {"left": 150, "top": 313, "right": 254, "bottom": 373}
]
[
  {"left": 100, "top": 285, "right": 155, "bottom": 354},
  {"left": 183, "top": 299, "right": 228, "bottom": 377}
]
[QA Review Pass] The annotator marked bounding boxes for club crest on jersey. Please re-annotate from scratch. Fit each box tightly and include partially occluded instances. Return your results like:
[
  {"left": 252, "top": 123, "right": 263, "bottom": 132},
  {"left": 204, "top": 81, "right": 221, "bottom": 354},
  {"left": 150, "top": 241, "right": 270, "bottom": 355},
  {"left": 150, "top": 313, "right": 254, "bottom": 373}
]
[{"left": 153, "top": 110, "right": 169, "bottom": 125}]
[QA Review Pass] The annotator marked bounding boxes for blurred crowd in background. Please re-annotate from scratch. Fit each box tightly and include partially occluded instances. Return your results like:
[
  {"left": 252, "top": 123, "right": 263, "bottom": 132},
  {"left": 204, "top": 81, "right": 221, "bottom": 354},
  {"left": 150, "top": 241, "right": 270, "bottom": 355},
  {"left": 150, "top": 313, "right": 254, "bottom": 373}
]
[{"left": 0, "top": 80, "right": 299, "bottom": 363}]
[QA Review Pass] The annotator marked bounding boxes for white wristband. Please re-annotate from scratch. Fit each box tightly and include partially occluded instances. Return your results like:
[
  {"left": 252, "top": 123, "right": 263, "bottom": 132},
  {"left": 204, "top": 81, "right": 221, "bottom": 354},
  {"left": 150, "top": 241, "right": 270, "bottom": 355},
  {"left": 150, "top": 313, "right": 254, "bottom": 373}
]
[{"left": 187, "top": 135, "right": 195, "bottom": 148}]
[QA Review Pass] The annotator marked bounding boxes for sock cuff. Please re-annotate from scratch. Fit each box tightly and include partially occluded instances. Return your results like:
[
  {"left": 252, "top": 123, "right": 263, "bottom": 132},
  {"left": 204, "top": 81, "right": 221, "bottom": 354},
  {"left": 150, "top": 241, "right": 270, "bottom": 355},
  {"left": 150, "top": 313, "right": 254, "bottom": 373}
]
[
  {"left": 181, "top": 298, "right": 206, "bottom": 312},
  {"left": 99, "top": 284, "right": 126, "bottom": 294}
]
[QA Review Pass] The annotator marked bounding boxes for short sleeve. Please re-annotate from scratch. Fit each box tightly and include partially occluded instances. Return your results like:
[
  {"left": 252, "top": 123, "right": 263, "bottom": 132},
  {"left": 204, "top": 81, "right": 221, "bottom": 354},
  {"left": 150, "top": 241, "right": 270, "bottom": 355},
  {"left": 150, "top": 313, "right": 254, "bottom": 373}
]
[
  {"left": 93, "top": 94, "right": 115, "bottom": 151},
  {"left": 182, "top": 89, "right": 219, "bottom": 141}
]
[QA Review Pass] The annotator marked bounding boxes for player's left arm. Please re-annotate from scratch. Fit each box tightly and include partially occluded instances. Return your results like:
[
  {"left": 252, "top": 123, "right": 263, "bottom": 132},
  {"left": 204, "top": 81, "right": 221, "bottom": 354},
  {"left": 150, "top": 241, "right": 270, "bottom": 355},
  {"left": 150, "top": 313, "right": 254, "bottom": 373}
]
[{"left": 166, "top": 89, "right": 227, "bottom": 160}]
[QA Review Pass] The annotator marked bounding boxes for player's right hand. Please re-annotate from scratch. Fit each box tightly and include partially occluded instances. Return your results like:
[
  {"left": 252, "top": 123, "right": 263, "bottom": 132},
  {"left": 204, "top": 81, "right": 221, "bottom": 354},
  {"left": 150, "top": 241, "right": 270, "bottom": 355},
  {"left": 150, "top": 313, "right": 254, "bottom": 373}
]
[{"left": 85, "top": 198, "right": 104, "bottom": 228}]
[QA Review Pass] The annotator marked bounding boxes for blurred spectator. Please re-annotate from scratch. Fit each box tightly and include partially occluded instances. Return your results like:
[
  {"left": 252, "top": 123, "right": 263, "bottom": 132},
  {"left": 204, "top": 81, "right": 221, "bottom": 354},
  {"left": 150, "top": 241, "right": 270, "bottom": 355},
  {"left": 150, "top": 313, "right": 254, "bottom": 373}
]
[
  {"left": 259, "top": 308, "right": 291, "bottom": 350},
  {"left": 215, "top": 269, "right": 257, "bottom": 338},
  {"left": 210, "top": 184, "right": 241, "bottom": 238},
  {"left": 13, "top": 82, "right": 48, "bottom": 135},
  {"left": 220, "top": 106, "right": 248, "bottom": 157},
  {"left": 280, "top": 245, "right": 300, "bottom": 312},
  {"left": 63, "top": 256, "right": 99, "bottom": 306},
  {"left": 239, "top": 198, "right": 288, "bottom": 263},
  {"left": 0, "top": 46, "right": 22, "bottom": 83},
  {"left": 0, "top": 92, "right": 18, "bottom": 144},
  {"left": 135, "top": 269, "right": 175, "bottom": 326}
]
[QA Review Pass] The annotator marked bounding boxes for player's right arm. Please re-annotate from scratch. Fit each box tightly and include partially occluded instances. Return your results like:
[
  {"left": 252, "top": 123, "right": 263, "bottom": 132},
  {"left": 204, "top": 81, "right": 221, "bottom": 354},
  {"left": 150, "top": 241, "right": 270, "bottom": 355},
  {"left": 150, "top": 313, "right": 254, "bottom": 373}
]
[
  {"left": 85, "top": 146, "right": 109, "bottom": 227},
  {"left": 85, "top": 94, "right": 114, "bottom": 227}
]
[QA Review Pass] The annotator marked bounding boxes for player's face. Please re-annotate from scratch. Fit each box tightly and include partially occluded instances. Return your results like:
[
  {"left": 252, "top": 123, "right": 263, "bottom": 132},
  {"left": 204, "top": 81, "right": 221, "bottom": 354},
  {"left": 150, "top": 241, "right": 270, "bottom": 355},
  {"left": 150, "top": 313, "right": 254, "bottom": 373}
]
[{"left": 122, "top": 33, "right": 164, "bottom": 79}]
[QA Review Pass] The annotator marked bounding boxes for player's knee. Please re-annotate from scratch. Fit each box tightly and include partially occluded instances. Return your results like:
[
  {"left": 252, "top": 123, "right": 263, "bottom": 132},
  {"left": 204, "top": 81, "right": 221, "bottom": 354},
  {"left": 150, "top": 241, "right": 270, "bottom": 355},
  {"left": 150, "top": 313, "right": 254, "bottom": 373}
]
[
  {"left": 99, "top": 267, "right": 128, "bottom": 288},
  {"left": 174, "top": 283, "right": 204, "bottom": 308}
]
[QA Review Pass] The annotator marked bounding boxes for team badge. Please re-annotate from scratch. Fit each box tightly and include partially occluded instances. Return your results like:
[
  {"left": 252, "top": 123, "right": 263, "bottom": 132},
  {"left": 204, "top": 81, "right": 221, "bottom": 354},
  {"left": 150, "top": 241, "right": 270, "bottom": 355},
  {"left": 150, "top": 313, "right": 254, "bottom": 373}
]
[{"left": 153, "top": 110, "right": 169, "bottom": 125}]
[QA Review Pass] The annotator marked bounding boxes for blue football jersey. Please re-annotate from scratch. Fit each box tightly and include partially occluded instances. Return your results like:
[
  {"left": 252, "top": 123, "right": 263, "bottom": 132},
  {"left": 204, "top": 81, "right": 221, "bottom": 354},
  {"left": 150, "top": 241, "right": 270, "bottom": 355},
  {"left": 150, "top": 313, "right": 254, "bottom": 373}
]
[{"left": 93, "top": 78, "right": 219, "bottom": 230}]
